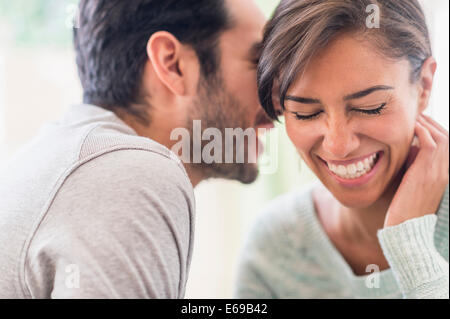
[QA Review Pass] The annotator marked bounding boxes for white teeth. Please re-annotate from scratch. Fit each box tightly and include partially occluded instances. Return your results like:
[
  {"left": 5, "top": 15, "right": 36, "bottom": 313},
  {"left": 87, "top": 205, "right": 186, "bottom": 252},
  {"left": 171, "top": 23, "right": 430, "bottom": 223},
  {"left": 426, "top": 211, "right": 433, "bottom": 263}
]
[
  {"left": 327, "top": 153, "right": 379, "bottom": 180},
  {"left": 348, "top": 164, "right": 357, "bottom": 175},
  {"left": 357, "top": 161, "right": 364, "bottom": 171}
]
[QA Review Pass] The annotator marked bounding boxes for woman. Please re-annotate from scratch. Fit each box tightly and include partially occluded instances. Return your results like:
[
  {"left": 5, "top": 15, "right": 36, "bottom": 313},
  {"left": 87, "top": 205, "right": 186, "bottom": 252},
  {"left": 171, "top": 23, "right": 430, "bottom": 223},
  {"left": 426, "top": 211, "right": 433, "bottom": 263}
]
[{"left": 235, "top": 0, "right": 449, "bottom": 298}]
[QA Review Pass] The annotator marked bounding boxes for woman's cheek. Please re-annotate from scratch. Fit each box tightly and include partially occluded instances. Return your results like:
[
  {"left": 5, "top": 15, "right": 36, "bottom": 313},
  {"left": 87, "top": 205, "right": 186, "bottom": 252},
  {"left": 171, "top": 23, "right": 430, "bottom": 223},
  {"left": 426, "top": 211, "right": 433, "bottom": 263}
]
[
  {"left": 361, "top": 107, "right": 416, "bottom": 175},
  {"left": 377, "top": 106, "right": 416, "bottom": 149},
  {"left": 285, "top": 118, "right": 319, "bottom": 157},
  {"left": 387, "top": 106, "right": 418, "bottom": 167}
]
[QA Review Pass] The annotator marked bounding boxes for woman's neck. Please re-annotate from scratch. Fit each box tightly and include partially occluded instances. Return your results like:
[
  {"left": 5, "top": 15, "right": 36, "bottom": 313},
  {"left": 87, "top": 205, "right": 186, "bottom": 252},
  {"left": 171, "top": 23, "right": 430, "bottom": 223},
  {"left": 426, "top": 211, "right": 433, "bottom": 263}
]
[{"left": 336, "top": 173, "right": 404, "bottom": 243}]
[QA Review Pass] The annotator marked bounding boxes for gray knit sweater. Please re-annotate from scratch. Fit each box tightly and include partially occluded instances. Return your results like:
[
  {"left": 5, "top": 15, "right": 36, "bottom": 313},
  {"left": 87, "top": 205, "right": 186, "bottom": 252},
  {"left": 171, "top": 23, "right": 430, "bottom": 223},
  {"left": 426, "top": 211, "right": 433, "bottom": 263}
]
[{"left": 235, "top": 184, "right": 449, "bottom": 299}]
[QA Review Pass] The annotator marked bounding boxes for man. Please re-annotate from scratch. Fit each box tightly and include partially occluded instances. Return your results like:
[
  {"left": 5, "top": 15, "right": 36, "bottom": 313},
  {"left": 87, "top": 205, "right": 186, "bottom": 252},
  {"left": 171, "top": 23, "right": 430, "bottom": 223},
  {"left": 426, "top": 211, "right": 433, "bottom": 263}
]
[{"left": 0, "top": 0, "right": 270, "bottom": 298}]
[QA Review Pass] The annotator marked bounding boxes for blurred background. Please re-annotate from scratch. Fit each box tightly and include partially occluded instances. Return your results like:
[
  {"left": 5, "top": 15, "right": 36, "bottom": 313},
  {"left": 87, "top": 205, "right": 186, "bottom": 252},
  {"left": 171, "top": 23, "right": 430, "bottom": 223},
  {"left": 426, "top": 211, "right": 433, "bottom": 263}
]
[{"left": 0, "top": 0, "right": 448, "bottom": 298}]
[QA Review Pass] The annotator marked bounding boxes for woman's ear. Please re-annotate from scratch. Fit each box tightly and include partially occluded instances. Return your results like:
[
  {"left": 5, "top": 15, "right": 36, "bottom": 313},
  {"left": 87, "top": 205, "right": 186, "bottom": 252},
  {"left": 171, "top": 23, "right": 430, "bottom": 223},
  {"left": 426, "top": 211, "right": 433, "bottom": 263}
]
[
  {"left": 417, "top": 57, "right": 437, "bottom": 113},
  {"left": 146, "top": 31, "right": 187, "bottom": 96}
]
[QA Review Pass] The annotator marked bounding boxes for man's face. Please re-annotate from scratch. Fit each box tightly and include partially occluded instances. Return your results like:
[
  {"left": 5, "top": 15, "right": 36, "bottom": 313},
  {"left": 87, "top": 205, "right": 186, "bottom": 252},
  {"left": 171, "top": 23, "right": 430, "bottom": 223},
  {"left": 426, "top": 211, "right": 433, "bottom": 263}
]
[{"left": 188, "top": 0, "right": 271, "bottom": 184}]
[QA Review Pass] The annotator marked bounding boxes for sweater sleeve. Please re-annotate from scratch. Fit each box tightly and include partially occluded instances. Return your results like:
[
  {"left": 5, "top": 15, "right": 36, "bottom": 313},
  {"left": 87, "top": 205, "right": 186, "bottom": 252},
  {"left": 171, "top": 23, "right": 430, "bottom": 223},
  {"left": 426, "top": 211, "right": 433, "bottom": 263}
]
[
  {"left": 25, "top": 149, "right": 195, "bottom": 299},
  {"left": 377, "top": 215, "right": 449, "bottom": 299}
]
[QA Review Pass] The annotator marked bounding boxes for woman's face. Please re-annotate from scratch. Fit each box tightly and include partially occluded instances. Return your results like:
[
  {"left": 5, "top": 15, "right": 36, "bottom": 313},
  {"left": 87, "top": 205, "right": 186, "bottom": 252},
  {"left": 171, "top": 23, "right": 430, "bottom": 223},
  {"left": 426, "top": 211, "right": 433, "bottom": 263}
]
[{"left": 284, "top": 34, "right": 423, "bottom": 208}]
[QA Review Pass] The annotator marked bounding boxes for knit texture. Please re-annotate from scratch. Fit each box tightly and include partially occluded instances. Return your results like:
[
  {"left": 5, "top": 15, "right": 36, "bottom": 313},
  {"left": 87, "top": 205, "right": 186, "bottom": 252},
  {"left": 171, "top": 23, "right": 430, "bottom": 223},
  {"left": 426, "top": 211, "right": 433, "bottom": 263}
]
[
  {"left": 235, "top": 184, "right": 449, "bottom": 299},
  {"left": 0, "top": 104, "right": 196, "bottom": 298}
]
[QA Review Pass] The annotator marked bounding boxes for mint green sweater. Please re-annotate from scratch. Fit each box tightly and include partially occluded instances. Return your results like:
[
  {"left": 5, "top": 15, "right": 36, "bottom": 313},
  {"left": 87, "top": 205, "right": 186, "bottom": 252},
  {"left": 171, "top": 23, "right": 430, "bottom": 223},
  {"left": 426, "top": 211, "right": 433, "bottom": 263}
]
[{"left": 235, "top": 184, "right": 449, "bottom": 299}]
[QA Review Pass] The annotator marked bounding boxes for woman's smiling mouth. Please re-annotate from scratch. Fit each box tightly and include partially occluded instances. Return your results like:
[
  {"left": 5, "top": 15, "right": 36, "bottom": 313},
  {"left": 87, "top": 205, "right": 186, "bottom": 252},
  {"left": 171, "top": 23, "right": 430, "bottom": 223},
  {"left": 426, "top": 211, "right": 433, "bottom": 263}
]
[{"left": 318, "top": 151, "right": 384, "bottom": 186}]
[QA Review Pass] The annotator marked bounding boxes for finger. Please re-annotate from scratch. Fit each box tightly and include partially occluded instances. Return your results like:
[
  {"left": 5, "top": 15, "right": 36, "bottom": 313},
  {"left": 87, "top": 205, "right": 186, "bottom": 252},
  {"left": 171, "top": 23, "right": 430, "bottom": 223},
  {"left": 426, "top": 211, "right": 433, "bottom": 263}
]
[
  {"left": 415, "top": 121, "right": 437, "bottom": 152},
  {"left": 421, "top": 114, "right": 449, "bottom": 138},
  {"left": 418, "top": 117, "right": 450, "bottom": 177},
  {"left": 405, "top": 144, "right": 420, "bottom": 169},
  {"left": 418, "top": 116, "right": 448, "bottom": 144}
]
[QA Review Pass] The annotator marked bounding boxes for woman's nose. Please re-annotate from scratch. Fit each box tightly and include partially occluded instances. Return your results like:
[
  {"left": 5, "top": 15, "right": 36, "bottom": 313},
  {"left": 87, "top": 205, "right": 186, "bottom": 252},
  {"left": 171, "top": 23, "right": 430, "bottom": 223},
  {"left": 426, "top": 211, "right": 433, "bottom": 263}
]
[{"left": 322, "top": 119, "right": 360, "bottom": 159}]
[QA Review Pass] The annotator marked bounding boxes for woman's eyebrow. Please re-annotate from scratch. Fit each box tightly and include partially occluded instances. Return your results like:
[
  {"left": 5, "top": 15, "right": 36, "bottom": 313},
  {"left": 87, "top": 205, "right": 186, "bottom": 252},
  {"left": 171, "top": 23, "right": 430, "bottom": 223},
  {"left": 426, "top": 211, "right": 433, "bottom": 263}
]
[
  {"left": 285, "top": 96, "right": 321, "bottom": 104},
  {"left": 343, "top": 85, "right": 394, "bottom": 101},
  {"left": 285, "top": 85, "right": 394, "bottom": 105}
]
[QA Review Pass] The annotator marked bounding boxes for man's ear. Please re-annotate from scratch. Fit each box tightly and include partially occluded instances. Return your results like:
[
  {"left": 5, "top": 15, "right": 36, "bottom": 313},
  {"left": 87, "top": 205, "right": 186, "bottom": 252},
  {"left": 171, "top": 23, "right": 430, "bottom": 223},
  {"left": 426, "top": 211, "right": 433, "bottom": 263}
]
[
  {"left": 146, "top": 31, "right": 187, "bottom": 96},
  {"left": 417, "top": 57, "right": 437, "bottom": 113}
]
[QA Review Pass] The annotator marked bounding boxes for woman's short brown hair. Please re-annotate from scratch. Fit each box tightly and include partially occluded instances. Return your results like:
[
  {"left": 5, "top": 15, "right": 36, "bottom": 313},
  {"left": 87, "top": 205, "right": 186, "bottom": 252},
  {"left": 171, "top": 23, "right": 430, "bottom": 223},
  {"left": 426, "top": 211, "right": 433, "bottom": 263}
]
[{"left": 258, "top": 0, "right": 432, "bottom": 120}]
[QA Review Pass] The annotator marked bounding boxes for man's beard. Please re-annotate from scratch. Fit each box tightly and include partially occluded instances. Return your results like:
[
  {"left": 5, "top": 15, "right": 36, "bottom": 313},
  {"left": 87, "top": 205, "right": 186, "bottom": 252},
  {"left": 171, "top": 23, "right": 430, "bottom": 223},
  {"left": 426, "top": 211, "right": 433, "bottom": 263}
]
[{"left": 185, "top": 75, "right": 260, "bottom": 185}]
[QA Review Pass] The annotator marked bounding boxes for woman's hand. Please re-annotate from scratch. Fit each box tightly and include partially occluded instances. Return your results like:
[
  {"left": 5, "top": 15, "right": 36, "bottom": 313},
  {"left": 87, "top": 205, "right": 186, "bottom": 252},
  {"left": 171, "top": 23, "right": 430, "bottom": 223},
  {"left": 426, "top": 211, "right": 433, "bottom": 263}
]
[{"left": 384, "top": 114, "right": 449, "bottom": 227}]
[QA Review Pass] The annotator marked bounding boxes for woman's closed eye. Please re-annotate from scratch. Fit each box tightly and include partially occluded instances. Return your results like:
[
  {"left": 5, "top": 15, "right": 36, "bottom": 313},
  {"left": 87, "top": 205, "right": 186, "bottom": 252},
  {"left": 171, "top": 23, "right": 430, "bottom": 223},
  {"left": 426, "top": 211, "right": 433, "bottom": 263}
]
[
  {"left": 290, "top": 111, "right": 323, "bottom": 121},
  {"left": 351, "top": 102, "right": 387, "bottom": 115},
  {"left": 290, "top": 103, "right": 387, "bottom": 121}
]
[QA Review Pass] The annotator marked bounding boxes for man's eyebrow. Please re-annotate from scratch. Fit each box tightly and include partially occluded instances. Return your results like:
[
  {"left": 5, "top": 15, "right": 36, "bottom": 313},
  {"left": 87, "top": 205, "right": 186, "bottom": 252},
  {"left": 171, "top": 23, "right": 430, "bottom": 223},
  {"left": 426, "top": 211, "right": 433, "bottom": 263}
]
[
  {"left": 285, "top": 96, "right": 321, "bottom": 104},
  {"left": 343, "top": 85, "right": 394, "bottom": 101}
]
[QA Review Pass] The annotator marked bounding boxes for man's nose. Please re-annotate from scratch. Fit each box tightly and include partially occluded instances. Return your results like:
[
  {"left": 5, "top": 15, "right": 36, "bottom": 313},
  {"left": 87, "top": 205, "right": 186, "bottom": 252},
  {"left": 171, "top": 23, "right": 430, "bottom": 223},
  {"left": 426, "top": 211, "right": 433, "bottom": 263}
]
[{"left": 321, "top": 118, "right": 360, "bottom": 159}]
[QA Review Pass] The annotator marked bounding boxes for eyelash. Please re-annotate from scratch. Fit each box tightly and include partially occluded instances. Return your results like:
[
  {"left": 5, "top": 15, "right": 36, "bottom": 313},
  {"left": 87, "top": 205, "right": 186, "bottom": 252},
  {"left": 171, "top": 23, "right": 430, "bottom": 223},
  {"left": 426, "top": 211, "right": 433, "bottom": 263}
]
[{"left": 292, "top": 103, "right": 387, "bottom": 121}]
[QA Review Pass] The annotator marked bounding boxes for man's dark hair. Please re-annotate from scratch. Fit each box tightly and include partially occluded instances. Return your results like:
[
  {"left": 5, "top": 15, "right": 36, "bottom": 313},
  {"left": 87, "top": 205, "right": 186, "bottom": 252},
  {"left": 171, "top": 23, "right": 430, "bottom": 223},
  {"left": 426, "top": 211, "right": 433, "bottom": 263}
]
[{"left": 74, "top": 0, "right": 231, "bottom": 123}]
